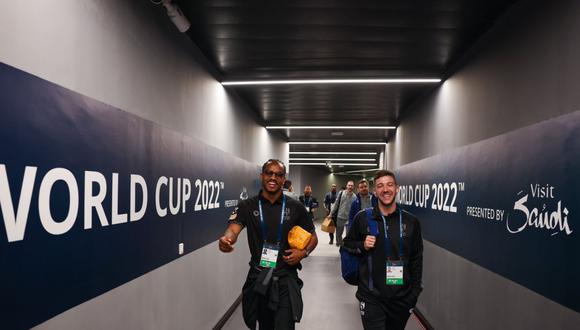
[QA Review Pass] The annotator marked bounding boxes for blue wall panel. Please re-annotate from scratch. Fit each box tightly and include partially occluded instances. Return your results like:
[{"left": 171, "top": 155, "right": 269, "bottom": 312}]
[
  {"left": 396, "top": 111, "right": 580, "bottom": 313},
  {"left": 0, "top": 62, "right": 260, "bottom": 329}
]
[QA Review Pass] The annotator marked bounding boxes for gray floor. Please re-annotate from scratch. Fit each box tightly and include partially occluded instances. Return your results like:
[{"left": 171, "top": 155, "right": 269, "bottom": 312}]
[{"left": 222, "top": 222, "right": 425, "bottom": 330}]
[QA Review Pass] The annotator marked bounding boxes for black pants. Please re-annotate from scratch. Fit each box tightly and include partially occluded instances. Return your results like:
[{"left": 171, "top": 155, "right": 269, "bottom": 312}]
[
  {"left": 256, "top": 282, "right": 294, "bottom": 330},
  {"left": 242, "top": 268, "right": 301, "bottom": 330},
  {"left": 358, "top": 298, "right": 412, "bottom": 330}
]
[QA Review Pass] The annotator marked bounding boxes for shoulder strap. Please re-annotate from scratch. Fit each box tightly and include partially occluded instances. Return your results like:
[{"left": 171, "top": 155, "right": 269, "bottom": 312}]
[
  {"left": 365, "top": 208, "right": 378, "bottom": 235},
  {"left": 364, "top": 207, "right": 378, "bottom": 290}
]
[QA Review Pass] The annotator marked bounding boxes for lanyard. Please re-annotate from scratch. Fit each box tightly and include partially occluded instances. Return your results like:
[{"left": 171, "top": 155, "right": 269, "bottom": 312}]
[
  {"left": 380, "top": 209, "right": 403, "bottom": 260},
  {"left": 258, "top": 195, "right": 286, "bottom": 244},
  {"left": 303, "top": 196, "right": 310, "bottom": 207}
]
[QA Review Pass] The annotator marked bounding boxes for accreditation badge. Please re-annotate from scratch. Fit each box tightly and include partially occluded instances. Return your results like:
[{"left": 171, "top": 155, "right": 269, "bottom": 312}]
[
  {"left": 386, "top": 260, "right": 404, "bottom": 285},
  {"left": 260, "top": 243, "right": 279, "bottom": 268},
  {"left": 305, "top": 206, "right": 310, "bottom": 212}
]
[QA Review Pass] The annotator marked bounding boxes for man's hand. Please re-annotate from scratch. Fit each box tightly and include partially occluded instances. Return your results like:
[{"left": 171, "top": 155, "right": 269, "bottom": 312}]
[
  {"left": 363, "top": 235, "right": 376, "bottom": 251},
  {"left": 284, "top": 248, "right": 307, "bottom": 265},
  {"left": 218, "top": 223, "right": 242, "bottom": 253},
  {"left": 218, "top": 236, "right": 235, "bottom": 253}
]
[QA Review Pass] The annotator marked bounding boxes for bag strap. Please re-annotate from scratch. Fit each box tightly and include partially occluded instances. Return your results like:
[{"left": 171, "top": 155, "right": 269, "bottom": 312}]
[
  {"left": 365, "top": 207, "right": 377, "bottom": 290},
  {"left": 366, "top": 208, "right": 378, "bottom": 235},
  {"left": 331, "top": 191, "right": 343, "bottom": 219}
]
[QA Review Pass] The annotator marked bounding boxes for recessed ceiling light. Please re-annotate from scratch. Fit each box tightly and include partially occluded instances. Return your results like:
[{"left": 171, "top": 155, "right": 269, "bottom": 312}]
[
  {"left": 222, "top": 78, "right": 441, "bottom": 86},
  {"left": 331, "top": 132, "right": 344, "bottom": 136}
]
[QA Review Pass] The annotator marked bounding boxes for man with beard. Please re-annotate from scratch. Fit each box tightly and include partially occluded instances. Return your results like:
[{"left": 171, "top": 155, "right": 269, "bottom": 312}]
[
  {"left": 348, "top": 179, "right": 377, "bottom": 230},
  {"left": 343, "top": 170, "right": 423, "bottom": 330},
  {"left": 218, "top": 159, "right": 318, "bottom": 330}
]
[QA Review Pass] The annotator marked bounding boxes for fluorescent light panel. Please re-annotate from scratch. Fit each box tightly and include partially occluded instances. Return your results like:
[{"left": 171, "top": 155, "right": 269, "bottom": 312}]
[
  {"left": 289, "top": 151, "right": 377, "bottom": 155},
  {"left": 338, "top": 168, "right": 382, "bottom": 174},
  {"left": 290, "top": 158, "right": 375, "bottom": 161},
  {"left": 289, "top": 142, "right": 386, "bottom": 145},
  {"left": 267, "top": 125, "right": 396, "bottom": 130},
  {"left": 289, "top": 163, "right": 378, "bottom": 166},
  {"left": 222, "top": 78, "right": 441, "bottom": 86}
]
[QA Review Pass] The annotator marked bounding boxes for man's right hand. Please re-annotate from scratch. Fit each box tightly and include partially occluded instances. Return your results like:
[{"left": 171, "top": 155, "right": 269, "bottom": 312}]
[
  {"left": 219, "top": 236, "right": 234, "bottom": 252},
  {"left": 363, "top": 235, "right": 376, "bottom": 250}
]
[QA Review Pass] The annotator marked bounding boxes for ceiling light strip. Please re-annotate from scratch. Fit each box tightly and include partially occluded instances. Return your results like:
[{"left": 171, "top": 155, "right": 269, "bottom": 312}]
[
  {"left": 266, "top": 126, "right": 396, "bottom": 130},
  {"left": 289, "top": 151, "right": 377, "bottom": 155},
  {"left": 338, "top": 168, "right": 382, "bottom": 174},
  {"left": 289, "top": 142, "right": 387, "bottom": 145},
  {"left": 333, "top": 168, "right": 382, "bottom": 175},
  {"left": 222, "top": 78, "right": 441, "bottom": 86},
  {"left": 290, "top": 158, "right": 375, "bottom": 161},
  {"left": 289, "top": 163, "right": 378, "bottom": 166}
]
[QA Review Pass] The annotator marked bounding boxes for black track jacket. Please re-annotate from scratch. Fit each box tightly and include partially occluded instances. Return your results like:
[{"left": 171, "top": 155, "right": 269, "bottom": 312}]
[{"left": 343, "top": 204, "right": 423, "bottom": 307}]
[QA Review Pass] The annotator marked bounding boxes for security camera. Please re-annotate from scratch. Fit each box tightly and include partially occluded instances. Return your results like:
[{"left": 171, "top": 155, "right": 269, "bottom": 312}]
[{"left": 162, "top": 0, "right": 191, "bottom": 33}]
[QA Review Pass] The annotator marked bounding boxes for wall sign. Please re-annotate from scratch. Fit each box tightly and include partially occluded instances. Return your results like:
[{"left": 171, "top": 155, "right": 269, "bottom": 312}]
[
  {"left": 0, "top": 62, "right": 261, "bottom": 329},
  {"left": 396, "top": 110, "right": 580, "bottom": 313}
]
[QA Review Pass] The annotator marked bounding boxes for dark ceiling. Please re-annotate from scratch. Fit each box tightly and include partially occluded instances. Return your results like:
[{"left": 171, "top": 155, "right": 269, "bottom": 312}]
[{"left": 177, "top": 0, "right": 517, "bottom": 173}]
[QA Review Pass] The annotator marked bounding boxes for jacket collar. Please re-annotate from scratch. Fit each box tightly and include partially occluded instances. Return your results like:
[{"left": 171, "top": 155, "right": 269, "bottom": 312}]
[{"left": 371, "top": 203, "right": 400, "bottom": 220}]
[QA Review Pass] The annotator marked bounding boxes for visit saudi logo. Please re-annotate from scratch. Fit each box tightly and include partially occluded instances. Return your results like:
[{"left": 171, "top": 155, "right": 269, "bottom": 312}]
[{"left": 507, "top": 183, "right": 572, "bottom": 236}]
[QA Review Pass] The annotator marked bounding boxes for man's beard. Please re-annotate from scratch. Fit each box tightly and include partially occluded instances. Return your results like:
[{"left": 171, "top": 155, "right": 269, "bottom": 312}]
[{"left": 379, "top": 194, "right": 395, "bottom": 208}]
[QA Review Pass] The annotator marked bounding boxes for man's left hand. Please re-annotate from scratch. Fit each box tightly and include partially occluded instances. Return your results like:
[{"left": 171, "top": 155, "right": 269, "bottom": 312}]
[{"left": 284, "top": 248, "right": 307, "bottom": 265}]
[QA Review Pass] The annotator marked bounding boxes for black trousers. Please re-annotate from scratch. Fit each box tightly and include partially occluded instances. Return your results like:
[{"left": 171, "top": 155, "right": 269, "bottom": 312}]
[
  {"left": 256, "top": 281, "right": 294, "bottom": 330},
  {"left": 242, "top": 267, "right": 301, "bottom": 330},
  {"left": 358, "top": 298, "right": 412, "bottom": 330}
]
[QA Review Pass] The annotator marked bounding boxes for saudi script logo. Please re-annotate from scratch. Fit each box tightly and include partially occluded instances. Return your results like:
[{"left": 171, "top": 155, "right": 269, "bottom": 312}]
[{"left": 507, "top": 184, "right": 572, "bottom": 236}]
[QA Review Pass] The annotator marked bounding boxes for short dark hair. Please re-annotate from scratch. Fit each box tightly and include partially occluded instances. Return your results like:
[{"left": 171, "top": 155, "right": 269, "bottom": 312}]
[
  {"left": 283, "top": 180, "right": 292, "bottom": 189},
  {"left": 261, "top": 159, "right": 286, "bottom": 175},
  {"left": 374, "top": 170, "right": 397, "bottom": 184},
  {"left": 358, "top": 179, "right": 368, "bottom": 186}
]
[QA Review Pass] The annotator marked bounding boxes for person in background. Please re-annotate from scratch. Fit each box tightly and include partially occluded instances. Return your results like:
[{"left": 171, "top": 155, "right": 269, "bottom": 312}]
[
  {"left": 283, "top": 179, "right": 300, "bottom": 200},
  {"left": 329, "top": 180, "right": 357, "bottom": 246},
  {"left": 299, "top": 185, "right": 319, "bottom": 223},
  {"left": 348, "top": 179, "right": 377, "bottom": 230},
  {"left": 323, "top": 183, "right": 338, "bottom": 244}
]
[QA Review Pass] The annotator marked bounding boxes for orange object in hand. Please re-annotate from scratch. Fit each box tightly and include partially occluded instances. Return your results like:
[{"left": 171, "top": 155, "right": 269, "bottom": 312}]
[{"left": 288, "top": 226, "right": 312, "bottom": 250}]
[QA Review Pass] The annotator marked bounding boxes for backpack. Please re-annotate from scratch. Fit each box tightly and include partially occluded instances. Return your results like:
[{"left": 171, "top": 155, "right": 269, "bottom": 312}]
[{"left": 339, "top": 207, "right": 378, "bottom": 286}]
